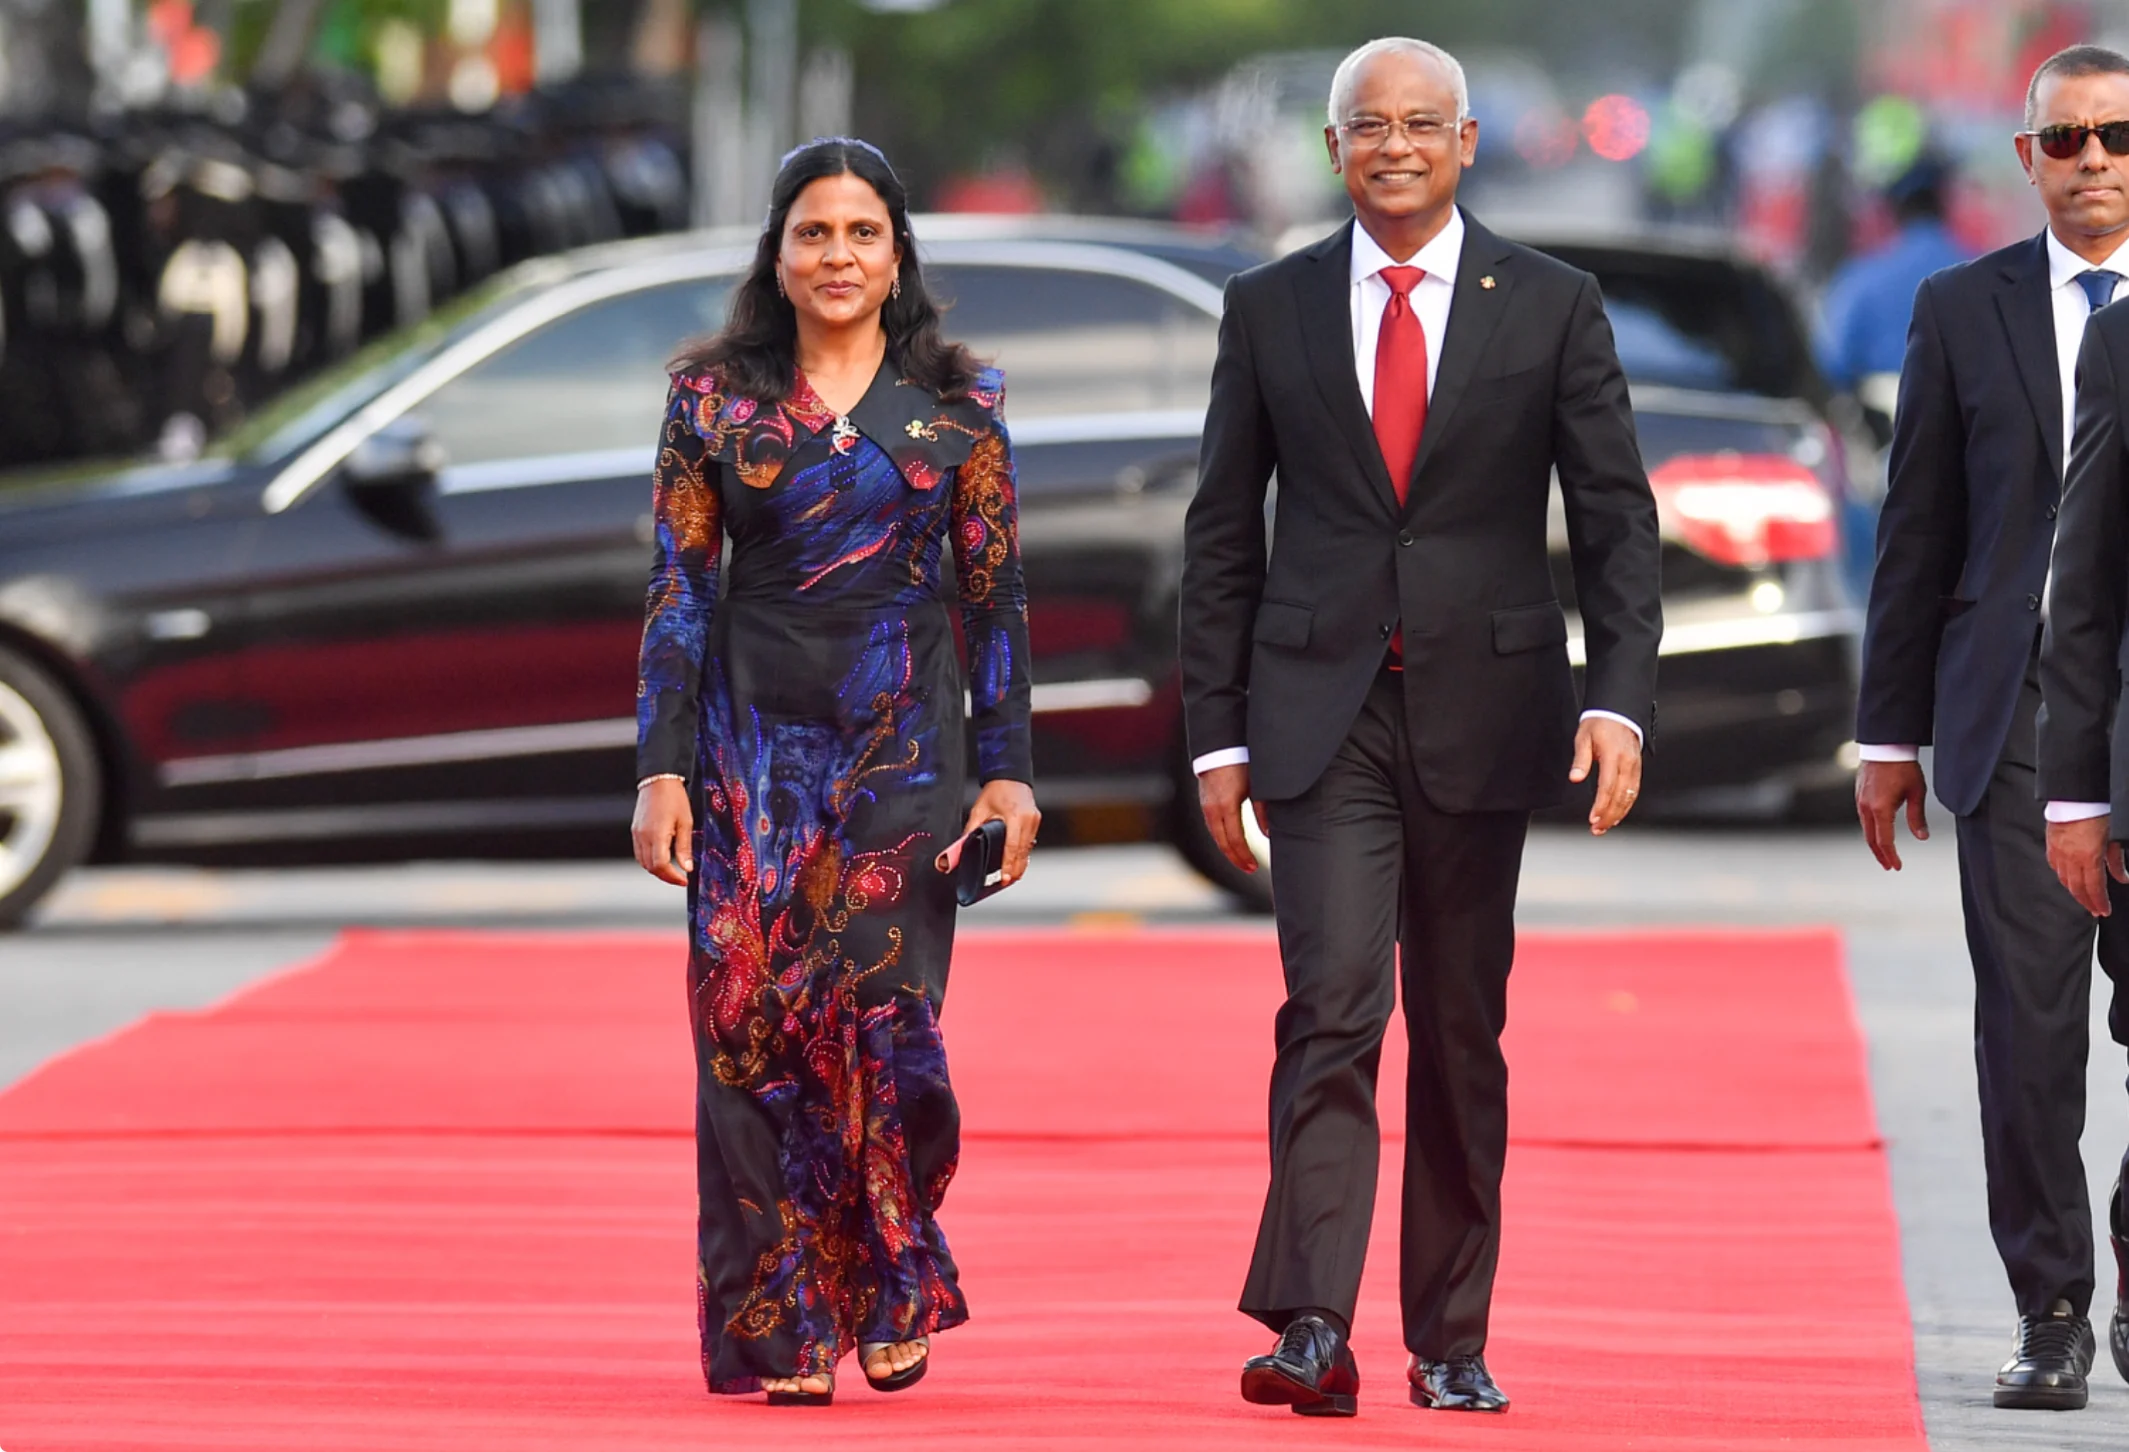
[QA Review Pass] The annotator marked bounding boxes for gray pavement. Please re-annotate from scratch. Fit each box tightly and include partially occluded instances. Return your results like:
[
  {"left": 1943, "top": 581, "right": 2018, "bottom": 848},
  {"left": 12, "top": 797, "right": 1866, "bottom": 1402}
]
[{"left": 8, "top": 826, "right": 2129, "bottom": 1446}]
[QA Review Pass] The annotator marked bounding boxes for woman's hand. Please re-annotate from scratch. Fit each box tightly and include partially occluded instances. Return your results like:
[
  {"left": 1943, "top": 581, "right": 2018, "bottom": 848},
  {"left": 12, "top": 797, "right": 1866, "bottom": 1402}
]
[
  {"left": 632, "top": 777, "right": 695, "bottom": 886},
  {"left": 959, "top": 779, "right": 1040, "bottom": 887}
]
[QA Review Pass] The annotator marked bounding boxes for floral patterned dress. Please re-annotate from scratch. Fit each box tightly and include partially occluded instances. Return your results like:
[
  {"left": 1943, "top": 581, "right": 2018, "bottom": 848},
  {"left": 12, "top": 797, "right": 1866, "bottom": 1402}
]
[{"left": 635, "top": 361, "right": 1031, "bottom": 1389}]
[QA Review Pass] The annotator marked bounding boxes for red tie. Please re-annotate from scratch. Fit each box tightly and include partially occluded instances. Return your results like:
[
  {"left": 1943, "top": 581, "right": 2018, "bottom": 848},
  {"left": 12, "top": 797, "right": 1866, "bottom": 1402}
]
[
  {"left": 1373, "top": 265, "right": 1429, "bottom": 505},
  {"left": 1374, "top": 265, "right": 1427, "bottom": 664}
]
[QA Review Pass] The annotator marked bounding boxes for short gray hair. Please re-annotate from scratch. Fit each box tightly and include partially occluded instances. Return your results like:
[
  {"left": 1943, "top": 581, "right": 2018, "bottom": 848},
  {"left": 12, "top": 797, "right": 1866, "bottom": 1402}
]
[
  {"left": 2025, "top": 43, "right": 2129, "bottom": 129},
  {"left": 1327, "top": 38, "right": 1469, "bottom": 127}
]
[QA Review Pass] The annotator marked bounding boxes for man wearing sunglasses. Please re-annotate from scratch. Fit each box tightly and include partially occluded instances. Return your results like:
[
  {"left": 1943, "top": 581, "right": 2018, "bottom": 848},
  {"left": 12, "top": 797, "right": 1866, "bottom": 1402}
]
[{"left": 1860, "top": 43, "right": 2129, "bottom": 1412}]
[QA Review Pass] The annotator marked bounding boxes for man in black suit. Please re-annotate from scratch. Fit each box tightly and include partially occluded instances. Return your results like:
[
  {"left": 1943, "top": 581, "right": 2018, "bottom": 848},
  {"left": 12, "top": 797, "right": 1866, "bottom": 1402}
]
[
  {"left": 1861, "top": 44, "right": 2129, "bottom": 1412},
  {"left": 1179, "top": 36, "right": 1661, "bottom": 1417}
]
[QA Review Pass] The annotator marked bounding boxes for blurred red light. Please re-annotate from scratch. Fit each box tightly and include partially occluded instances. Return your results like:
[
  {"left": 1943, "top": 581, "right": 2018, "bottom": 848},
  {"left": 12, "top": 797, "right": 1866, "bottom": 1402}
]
[
  {"left": 170, "top": 26, "right": 221, "bottom": 84},
  {"left": 147, "top": 0, "right": 192, "bottom": 46},
  {"left": 1582, "top": 94, "right": 1651, "bottom": 162},
  {"left": 1649, "top": 453, "right": 1836, "bottom": 567},
  {"left": 1514, "top": 109, "right": 1579, "bottom": 169}
]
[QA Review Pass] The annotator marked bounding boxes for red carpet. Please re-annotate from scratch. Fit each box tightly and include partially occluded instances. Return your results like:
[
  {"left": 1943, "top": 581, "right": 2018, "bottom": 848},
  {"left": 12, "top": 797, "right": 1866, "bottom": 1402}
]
[{"left": 0, "top": 926, "right": 1925, "bottom": 1449}]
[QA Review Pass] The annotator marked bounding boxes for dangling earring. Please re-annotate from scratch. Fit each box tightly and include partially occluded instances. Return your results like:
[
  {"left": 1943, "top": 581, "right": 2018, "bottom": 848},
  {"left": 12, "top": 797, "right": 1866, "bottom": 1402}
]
[
  {"left": 776, "top": 273, "right": 787, "bottom": 299},
  {"left": 890, "top": 276, "right": 902, "bottom": 300}
]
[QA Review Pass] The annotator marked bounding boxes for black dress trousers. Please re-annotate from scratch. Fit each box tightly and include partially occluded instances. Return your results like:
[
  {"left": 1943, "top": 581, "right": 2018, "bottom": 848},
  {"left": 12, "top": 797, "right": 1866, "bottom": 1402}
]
[
  {"left": 1957, "top": 657, "right": 2129, "bottom": 1317},
  {"left": 1241, "top": 668, "right": 1530, "bottom": 1357}
]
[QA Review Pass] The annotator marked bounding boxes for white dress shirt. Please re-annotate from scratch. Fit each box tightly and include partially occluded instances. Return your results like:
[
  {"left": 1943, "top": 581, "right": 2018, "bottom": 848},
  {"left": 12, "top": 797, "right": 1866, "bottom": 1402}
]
[
  {"left": 1858, "top": 228, "right": 2129, "bottom": 823},
  {"left": 1193, "top": 208, "right": 1641, "bottom": 777}
]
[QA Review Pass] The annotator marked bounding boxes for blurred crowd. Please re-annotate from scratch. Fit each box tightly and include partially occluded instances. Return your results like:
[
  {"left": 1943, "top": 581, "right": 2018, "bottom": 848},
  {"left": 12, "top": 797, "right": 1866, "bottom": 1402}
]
[{"left": 0, "top": 77, "right": 687, "bottom": 471}]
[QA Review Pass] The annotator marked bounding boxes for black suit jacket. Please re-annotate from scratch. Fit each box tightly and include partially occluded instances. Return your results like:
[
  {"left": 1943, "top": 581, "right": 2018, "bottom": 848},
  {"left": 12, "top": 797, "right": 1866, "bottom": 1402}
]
[
  {"left": 1179, "top": 215, "right": 1661, "bottom": 810},
  {"left": 2038, "top": 297, "right": 2129, "bottom": 817},
  {"left": 1858, "top": 234, "right": 2062, "bottom": 816}
]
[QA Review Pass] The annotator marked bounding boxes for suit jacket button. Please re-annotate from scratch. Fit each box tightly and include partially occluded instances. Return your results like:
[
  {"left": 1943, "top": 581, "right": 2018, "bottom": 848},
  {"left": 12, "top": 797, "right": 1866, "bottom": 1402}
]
[
  {"left": 2046, "top": 503, "right": 2059, "bottom": 520},
  {"left": 1379, "top": 623, "right": 1392, "bottom": 638},
  {"left": 2026, "top": 593, "right": 2041, "bottom": 610},
  {"left": 1398, "top": 529, "right": 1414, "bottom": 546}
]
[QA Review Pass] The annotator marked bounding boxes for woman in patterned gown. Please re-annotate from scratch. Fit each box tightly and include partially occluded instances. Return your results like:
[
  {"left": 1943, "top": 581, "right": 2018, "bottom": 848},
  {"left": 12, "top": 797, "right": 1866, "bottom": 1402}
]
[{"left": 630, "top": 138, "right": 1039, "bottom": 1405}]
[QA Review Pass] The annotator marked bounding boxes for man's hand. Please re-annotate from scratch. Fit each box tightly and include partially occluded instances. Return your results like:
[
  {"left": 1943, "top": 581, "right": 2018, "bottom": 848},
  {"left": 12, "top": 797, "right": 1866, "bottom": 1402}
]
[
  {"left": 1569, "top": 716, "right": 1642, "bottom": 835},
  {"left": 1855, "top": 759, "right": 1929, "bottom": 871},
  {"left": 2048, "top": 814, "right": 2127, "bottom": 917},
  {"left": 1198, "top": 763, "right": 1270, "bottom": 873}
]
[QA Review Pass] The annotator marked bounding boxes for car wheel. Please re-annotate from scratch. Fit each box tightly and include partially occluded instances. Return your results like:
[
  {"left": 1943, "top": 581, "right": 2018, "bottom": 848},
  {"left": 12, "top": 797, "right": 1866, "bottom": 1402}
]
[
  {"left": 0, "top": 645, "right": 99, "bottom": 929},
  {"left": 1172, "top": 760, "right": 1274, "bottom": 915}
]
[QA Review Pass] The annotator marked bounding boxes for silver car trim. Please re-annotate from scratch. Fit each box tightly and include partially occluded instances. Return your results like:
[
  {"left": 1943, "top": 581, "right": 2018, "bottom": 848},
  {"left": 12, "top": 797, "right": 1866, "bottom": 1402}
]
[
  {"left": 161, "top": 717, "right": 641, "bottom": 786},
  {"left": 133, "top": 796, "right": 631, "bottom": 847},
  {"left": 1028, "top": 677, "right": 1156, "bottom": 712},
  {"left": 911, "top": 239, "right": 1228, "bottom": 314},
  {"left": 1567, "top": 607, "right": 1859, "bottom": 667},
  {"left": 432, "top": 410, "right": 1208, "bottom": 499},
  {"left": 259, "top": 242, "right": 1223, "bottom": 516},
  {"left": 133, "top": 771, "right": 1179, "bottom": 848},
  {"left": 1625, "top": 384, "right": 1819, "bottom": 425},
  {"left": 1008, "top": 410, "right": 1203, "bottom": 446},
  {"left": 160, "top": 677, "right": 1160, "bottom": 786}
]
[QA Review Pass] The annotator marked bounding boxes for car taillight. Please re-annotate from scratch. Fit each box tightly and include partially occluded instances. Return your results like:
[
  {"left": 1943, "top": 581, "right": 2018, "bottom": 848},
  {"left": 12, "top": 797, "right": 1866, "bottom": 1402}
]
[{"left": 1648, "top": 452, "right": 1837, "bottom": 568}]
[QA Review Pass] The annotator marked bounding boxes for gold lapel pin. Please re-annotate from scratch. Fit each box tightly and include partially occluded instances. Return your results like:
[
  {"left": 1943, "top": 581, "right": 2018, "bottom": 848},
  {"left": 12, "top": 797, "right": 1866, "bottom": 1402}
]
[{"left": 1480, "top": 275, "right": 1497, "bottom": 290}]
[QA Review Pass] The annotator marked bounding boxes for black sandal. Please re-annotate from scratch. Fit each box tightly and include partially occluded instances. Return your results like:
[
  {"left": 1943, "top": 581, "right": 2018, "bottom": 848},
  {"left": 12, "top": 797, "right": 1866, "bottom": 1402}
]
[
  {"left": 859, "top": 1338, "right": 929, "bottom": 1392},
  {"left": 764, "top": 1372, "right": 834, "bottom": 1406}
]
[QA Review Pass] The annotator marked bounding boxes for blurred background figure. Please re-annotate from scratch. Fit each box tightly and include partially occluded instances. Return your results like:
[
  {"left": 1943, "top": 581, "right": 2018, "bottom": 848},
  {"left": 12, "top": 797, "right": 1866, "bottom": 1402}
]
[{"left": 1817, "top": 151, "right": 1974, "bottom": 409}]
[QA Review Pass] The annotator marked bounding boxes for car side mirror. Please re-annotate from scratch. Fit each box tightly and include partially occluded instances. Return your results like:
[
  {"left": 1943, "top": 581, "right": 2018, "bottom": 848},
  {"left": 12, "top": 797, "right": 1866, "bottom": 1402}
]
[{"left": 342, "top": 416, "right": 444, "bottom": 540}]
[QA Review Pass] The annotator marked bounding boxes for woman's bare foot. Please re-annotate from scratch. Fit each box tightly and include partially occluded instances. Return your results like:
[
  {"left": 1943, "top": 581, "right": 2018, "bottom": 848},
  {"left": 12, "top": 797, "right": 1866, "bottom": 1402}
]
[
  {"left": 761, "top": 1372, "right": 833, "bottom": 1398},
  {"left": 861, "top": 1338, "right": 928, "bottom": 1381}
]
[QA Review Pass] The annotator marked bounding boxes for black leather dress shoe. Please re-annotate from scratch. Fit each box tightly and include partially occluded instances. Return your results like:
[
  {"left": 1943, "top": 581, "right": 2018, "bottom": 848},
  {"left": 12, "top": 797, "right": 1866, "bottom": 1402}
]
[
  {"left": 1409, "top": 1353, "right": 1510, "bottom": 1413},
  {"left": 1994, "top": 1301, "right": 2094, "bottom": 1409},
  {"left": 1240, "top": 1314, "right": 1359, "bottom": 1417},
  {"left": 2110, "top": 1174, "right": 2129, "bottom": 1384}
]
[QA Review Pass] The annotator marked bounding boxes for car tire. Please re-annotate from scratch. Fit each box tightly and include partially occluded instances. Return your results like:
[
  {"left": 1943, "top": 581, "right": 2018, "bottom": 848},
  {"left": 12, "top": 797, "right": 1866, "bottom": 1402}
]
[
  {"left": 0, "top": 644, "right": 100, "bottom": 930},
  {"left": 1171, "top": 759, "right": 1275, "bottom": 915}
]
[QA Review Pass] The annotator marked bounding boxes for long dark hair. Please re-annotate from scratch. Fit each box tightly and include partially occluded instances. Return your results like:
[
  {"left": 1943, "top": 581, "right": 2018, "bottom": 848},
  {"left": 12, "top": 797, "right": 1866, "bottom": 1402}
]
[{"left": 672, "top": 137, "right": 981, "bottom": 403}]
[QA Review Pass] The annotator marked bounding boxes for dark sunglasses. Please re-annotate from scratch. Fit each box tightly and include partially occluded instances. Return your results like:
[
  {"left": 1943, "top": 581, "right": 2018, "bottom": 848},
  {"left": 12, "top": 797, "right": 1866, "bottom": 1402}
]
[{"left": 2027, "top": 121, "right": 2129, "bottom": 159}]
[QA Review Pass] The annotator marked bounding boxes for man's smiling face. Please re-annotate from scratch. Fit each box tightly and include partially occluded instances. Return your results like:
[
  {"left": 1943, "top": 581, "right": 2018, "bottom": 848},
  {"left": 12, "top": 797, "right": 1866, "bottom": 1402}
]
[
  {"left": 2020, "top": 69, "right": 2129, "bottom": 244},
  {"left": 1325, "top": 49, "right": 1479, "bottom": 231}
]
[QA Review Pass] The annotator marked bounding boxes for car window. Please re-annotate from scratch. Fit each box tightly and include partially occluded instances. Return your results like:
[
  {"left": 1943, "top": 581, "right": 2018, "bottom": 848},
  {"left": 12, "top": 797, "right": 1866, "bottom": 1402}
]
[
  {"left": 1531, "top": 244, "right": 1814, "bottom": 399},
  {"left": 927, "top": 264, "right": 1217, "bottom": 418},
  {"left": 414, "top": 279, "right": 730, "bottom": 467},
  {"left": 1603, "top": 299, "right": 1738, "bottom": 391},
  {"left": 229, "top": 268, "right": 538, "bottom": 464}
]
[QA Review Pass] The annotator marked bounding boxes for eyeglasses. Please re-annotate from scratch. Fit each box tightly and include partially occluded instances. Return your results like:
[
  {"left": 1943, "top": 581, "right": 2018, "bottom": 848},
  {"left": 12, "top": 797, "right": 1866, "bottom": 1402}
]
[
  {"left": 1339, "top": 116, "right": 1461, "bottom": 148},
  {"left": 2025, "top": 121, "right": 2129, "bottom": 159}
]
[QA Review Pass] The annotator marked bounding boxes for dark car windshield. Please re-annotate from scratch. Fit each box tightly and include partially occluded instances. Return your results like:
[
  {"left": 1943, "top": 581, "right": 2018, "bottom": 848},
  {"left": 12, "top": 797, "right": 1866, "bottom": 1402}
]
[{"left": 1525, "top": 242, "right": 1816, "bottom": 399}]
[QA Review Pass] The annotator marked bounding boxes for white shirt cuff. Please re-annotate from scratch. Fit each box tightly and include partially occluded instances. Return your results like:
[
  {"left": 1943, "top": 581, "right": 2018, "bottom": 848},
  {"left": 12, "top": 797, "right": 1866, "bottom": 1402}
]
[
  {"left": 2045, "top": 801, "right": 2112, "bottom": 823},
  {"left": 1855, "top": 743, "right": 1920, "bottom": 763},
  {"left": 1579, "top": 710, "right": 1644, "bottom": 746}
]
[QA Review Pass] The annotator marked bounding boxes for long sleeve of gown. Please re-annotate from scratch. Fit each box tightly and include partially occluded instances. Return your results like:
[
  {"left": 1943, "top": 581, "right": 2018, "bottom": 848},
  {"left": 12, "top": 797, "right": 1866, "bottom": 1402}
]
[
  {"left": 952, "top": 403, "right": 1034, "bottom": 783},
  {"left": 636, "top": 380, "right": 722, "bottom": 782}
]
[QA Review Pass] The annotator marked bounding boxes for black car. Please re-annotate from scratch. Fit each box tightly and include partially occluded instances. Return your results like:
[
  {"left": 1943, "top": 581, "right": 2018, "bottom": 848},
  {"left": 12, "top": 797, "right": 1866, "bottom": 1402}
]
[{"left": 0, "top": 216, "right": 1854, "bottom": 925}]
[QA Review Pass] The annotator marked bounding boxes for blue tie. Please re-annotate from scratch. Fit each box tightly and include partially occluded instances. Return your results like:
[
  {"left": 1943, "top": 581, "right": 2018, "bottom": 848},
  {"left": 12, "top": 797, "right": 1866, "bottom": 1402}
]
[{"left": 2077, "top": 269, "right": 2123, "bottom": 312}]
